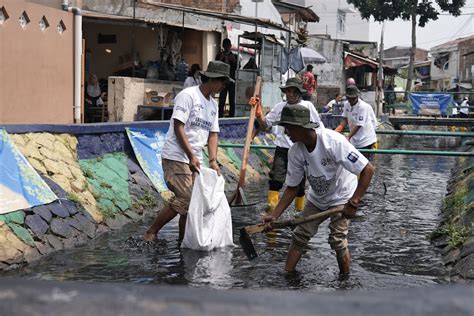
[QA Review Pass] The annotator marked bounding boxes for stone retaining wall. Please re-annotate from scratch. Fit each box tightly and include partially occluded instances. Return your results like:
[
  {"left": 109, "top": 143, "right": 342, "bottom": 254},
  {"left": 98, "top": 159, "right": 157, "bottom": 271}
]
[
  {"left": 431, "top": 152, "right": 474, "bottom": 281},
  {"left": 0, "top": 120, "right": 273, "bottom": 270}
]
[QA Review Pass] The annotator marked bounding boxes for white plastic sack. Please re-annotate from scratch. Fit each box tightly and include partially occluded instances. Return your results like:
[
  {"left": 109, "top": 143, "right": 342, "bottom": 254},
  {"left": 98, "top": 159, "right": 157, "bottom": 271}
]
[{"left": 181, "top": 167, "right": 233, "bottom": 251}]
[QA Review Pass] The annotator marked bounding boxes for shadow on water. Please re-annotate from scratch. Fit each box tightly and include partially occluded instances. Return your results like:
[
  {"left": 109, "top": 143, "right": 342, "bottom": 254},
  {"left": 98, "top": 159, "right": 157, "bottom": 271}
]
[{"left": 3, "top": 135, "right": 461, "bottom": 291}]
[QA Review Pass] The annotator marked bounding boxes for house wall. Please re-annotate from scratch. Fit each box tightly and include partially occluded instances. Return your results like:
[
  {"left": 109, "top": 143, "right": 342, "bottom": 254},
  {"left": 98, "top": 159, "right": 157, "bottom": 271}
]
[
  {"left": 459, "top": 38, "right": 474, "bottom": 83},
  {"left": 0, "top": 0, "right": 74, "bottom": 124},
  {"left": 430, "top": 47, "right": 459, "bottom": 90},
  {"left": 306, "top": 37, "right": 344, "bottom": 107},
  {"left": 305, "top": 0, "right": 370, "bottom": 42}
]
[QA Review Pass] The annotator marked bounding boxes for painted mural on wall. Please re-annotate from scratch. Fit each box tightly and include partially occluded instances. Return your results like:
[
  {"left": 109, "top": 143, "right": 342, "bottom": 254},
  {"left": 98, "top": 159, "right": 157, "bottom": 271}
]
[
  {"left": 126, "top": 128, "right": 170, "bottom": 195},
  {"left": 0, "top": 129, "right": 57, "bottom": 214}
]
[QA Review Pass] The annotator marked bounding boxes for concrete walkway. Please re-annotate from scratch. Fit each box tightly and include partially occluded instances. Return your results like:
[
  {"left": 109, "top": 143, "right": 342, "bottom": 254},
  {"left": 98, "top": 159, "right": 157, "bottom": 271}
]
[{"left": 0, "top": 278, "right": 473, "bottom": 316}]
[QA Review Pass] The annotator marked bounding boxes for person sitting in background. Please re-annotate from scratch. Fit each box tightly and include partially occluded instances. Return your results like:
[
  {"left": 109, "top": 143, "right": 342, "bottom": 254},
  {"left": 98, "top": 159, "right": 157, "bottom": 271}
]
[
  {"left": 85, "top": 74, "right": 106, "bottom": 107},
  {"left": 183, "top": 64, "right": 202, "bottom": 88},
  {"left": 323, "top": 94, "right": 343, "bottom": 114}
]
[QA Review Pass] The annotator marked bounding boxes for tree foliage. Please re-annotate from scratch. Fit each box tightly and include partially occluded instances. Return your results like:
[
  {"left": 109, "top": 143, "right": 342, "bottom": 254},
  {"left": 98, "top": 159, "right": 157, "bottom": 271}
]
[
  {"left": 347, "top": 0, "right": 465, "bottom": 27},
  {"left": 347, "top": 0, "right": 466, "bottom": 93}
]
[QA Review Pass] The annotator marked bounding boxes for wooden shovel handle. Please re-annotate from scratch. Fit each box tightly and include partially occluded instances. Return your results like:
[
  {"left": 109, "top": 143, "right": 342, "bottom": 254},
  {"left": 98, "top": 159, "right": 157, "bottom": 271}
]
[
  {"left": 243, "top": 207, "right": 343, "bottom": 235},
  {"left": 237, "top": 77, "right": 261, "bottom": 186}
]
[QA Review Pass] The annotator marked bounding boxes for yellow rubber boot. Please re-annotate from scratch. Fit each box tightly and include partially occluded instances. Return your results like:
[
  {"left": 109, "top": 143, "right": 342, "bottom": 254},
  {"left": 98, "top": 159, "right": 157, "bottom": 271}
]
[
  {"left": 267, "top": 190, "right": 279, "bottom": 211},
  {"left": 295, "top": 196, "right": 305, "bottom": 212}
]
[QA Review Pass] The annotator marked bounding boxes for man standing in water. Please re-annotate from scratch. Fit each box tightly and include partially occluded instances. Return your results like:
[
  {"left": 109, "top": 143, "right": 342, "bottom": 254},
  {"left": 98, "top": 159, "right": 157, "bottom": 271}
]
[
  {"left": 264, "top": 104, "right": 374, "bottom": 277},
  {"left": 253, "top": 77, "right": 323, "bottom": 211},
  {"left": 335, "top": 85, "right": 377, "bottom": 160},
  {"left": 144, "top": 61, "right": 232, "bottom": 242}
]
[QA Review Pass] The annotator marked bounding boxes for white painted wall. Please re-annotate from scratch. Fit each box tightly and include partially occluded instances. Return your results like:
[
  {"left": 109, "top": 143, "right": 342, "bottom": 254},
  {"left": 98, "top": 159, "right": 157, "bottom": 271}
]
[{"left": 305, "top": 0, "right": 370, "bottom": 42}]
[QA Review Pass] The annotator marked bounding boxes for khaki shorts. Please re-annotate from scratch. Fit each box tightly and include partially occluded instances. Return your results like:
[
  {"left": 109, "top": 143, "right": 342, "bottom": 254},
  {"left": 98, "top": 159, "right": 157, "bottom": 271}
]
[
  {"left": 162, "top": 158, "right": 194, "bottom": 215},
  {"left": 290, "top": 201, "right": 349, "bottom": 252}
]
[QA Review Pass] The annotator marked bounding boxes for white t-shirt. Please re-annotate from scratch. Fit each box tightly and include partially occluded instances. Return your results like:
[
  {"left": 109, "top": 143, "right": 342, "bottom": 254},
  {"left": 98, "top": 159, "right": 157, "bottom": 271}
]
[
  {"left": 342, "top": 99, "right": 377, "bottom": 148},
  {"left": 264, "top": 100, "right": 324, "bottom": 149},
  {"left": 162, "top": 86, "right": 219, "bottom": 163},
  {"left": 286, "top": 128, "right": 369, "bottom": 210},
  {"left": 460, "top": 100, "right": 470, "bottom": 115}
]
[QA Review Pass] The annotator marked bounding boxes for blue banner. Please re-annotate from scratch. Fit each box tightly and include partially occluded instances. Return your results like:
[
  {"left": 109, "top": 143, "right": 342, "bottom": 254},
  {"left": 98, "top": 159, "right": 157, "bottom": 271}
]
[
  {"left": 126, "top": 127, "right": 170, "bottom": 194},
  {"left": 409, "top": 93, "right": 453, "bottom": 116},
  {"left": 0, "top": 129, "right": 57, "bottom": 214}
]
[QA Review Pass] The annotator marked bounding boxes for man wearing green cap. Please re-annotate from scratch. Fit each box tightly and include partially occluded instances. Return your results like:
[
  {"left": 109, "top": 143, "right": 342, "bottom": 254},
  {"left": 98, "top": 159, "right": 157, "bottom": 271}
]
[
  {"left": 335, "top": 85, "right": 377, "bottom": 159},
  {"left": 263, "top": 103, "right": 375, "bottom": 277},
  {"left": 252, "top": 77, "right": 323, "bottom": 212},
  {"left": 144, "top": 61, "right": 232, "bottom": 242}
]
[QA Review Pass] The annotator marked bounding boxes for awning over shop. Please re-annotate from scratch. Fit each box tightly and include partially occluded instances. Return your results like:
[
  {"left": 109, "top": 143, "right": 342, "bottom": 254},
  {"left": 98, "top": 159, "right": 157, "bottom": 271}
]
[
  {"left": 272, "top": 1, "right": 319, "bottom": 23},
  {"left": 344, "top": 51, "right": 397, "bottom": 75},
  {"left": 82, "top": 1, "right": 291, "bottom": 33},
  {"left": 137, "top": 0, "right": 291, "bottom": 32}
]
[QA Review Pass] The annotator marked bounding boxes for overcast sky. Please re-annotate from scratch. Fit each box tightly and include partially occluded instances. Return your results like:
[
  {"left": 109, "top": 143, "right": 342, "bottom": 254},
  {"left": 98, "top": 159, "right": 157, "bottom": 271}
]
[{"left": 368, "top": 0, "right": 474, "bottom": 51}]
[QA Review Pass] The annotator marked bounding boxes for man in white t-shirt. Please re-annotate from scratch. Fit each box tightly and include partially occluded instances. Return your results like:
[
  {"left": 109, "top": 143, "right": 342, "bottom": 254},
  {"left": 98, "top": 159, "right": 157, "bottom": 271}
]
[
  {"left": 459, "top": 97, "right": 470, "bottom": 118},
  {"left": 263, "top": 104, "right": 375, "bottom": 277},
  {"left": 144, "top": 61, "right": 232, "bottom": 242},
  {"left": 253, "top": 77, "right": 323, "bottom": 211},
  {"left": 335, "top": 85, "right": 377, "bottom": 159}
]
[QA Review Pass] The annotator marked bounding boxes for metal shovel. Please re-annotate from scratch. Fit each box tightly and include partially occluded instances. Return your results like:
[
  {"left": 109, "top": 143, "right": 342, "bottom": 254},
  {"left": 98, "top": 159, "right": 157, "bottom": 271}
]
[{"left": 239, "top": 207, "right": 343, "bottom": 260}]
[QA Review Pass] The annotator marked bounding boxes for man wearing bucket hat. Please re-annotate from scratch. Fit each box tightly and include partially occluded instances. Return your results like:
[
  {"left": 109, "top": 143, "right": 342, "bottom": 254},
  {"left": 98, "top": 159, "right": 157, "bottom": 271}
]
[
  {"left": 263, "top": 103, "right": 375, "bottom": 277},
  {"left": 252, "top": 77, "right": 323, "bottom": 212},
  {"left": 335, "top": 85, "right": 377, "bottom": 159},
  {"left": 144, "top": 61, "right": 231, "bottom": 242}
]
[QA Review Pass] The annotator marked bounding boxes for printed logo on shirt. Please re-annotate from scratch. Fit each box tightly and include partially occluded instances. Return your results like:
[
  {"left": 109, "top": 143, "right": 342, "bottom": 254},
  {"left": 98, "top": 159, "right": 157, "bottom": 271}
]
[
  {"left": 211, "top": 110, "right": 217, "bottom": 117},
  {"left": 347, "top": 151, "right": 359, "bottom": 163},
  {"left": 308, "top": 175, "right": 332, "bottom": 196},
  {"left": 303, "top": 160, "right": 309, "bottom": 167},
  {"left": 190, "top": 117, "right": 212, "bottom": 131},
  {"left": 176, "top": 105, "right": 187, "bottom": 113},
  {"left": 321, "top": 158, "right": 333, "bottom": 166},
  {"left": 359, "top": 115, "right": 364, "bottom": 121},
  {"left": 195, "top": 103, "right": 204, "bottom": 111}
]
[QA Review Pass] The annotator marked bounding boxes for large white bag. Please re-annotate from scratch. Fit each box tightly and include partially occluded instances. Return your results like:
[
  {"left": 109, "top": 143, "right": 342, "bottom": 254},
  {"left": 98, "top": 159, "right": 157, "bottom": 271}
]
[{"left": 181, "top": 167, "right": 233, "bottom": 251}]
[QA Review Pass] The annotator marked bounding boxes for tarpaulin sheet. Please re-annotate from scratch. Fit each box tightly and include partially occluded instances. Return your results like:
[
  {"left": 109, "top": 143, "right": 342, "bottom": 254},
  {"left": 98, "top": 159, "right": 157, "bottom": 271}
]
[
  {"left": 126, "top": 127, "right": 170, "bottom": 194},
  {"left": 0, "top": 129, "right": 57, "bottom": 214}
]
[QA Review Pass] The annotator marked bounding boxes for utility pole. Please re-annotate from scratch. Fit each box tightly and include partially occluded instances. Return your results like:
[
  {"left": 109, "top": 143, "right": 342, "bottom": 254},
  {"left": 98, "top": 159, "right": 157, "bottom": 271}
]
[{"left": 376, "top": 22, "right": 385, "bottom": 117}]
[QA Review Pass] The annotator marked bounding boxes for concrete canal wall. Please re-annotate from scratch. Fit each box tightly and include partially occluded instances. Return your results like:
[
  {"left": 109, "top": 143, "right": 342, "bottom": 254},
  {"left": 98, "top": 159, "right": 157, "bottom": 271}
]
[
  {"left": 0, "top": 119, "right": 275, "bottom": 270},
  {"left": 431, "top": 152, "right": 474, "bottom": 281}
]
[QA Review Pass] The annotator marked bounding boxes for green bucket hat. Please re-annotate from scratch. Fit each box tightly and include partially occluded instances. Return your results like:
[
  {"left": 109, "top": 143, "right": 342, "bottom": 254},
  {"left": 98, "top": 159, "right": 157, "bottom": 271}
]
[
  {"left": 200, "top": 61, "right": 234, "bottom": 82},
  {"left": 346, "top": 85, "right": 359, "bottom": 98},
  {"left": 280, "top": 77, "right": 306, "bottom": 93},
  {"left": 275, "top": 104, "right": 320, "bottom": 129}
]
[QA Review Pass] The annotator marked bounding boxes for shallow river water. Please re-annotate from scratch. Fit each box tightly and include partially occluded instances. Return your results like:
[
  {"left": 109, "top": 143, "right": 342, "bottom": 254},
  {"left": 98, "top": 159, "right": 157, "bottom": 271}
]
[{"left": 3, "top": 135, "right": 462, "bottom": 291}]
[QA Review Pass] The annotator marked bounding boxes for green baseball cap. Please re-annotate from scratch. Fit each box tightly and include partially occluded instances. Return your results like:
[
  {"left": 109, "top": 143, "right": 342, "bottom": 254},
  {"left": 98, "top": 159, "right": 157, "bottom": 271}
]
[
  {"left": 200, "top": 61, "right": 234, "bottom": 82},
  {"left": 275, "top": 104, "right": 320, "bottom": 129},
  {"left": 280, "top": 77, "right": 306, "bottom": 93}
]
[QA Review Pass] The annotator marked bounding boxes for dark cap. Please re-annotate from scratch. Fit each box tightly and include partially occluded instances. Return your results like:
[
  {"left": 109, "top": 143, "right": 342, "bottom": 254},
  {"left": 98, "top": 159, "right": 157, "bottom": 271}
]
[
  {"left": 346, "top": 85, "right": 359, "bottom": 98},
  {"left": 200, "top": 61, "right": 234, "bottom": 82},
  {"left": 280, "top": 77, "right": 306, "bottom": 93},
  {"left": 275, "top": 104, "right": 320, "bottom": 129}
]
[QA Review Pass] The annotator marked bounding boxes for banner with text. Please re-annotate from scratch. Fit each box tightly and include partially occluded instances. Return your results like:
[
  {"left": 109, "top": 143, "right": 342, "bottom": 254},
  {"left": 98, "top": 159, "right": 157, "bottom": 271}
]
[{"left": 409, "top": 93, "right": 452, "bottom": 116}]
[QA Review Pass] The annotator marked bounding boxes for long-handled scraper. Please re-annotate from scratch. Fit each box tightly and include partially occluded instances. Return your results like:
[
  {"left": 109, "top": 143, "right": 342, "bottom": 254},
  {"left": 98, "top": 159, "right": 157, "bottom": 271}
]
[{"left": 239, "top": 207, "right": 343, "bottom": 260}]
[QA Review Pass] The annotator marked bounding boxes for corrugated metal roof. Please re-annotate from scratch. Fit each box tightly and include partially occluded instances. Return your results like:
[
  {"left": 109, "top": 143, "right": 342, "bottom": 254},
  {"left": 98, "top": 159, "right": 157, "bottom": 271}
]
[
  {"left": 137, "top": 1, "right": 291, "bottom": 32},
  {"left": 272, "top": 1, "right": 319, "bottom": 22}
]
